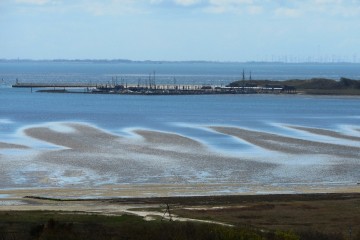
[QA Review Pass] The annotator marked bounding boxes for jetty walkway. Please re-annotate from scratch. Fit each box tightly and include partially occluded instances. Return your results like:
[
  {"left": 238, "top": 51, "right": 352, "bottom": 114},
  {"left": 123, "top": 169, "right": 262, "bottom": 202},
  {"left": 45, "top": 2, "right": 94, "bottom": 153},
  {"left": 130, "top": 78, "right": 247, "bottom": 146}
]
[
  {"left": 12, "top": 82, "right": 296, "bottom": 95},
  {"left": 12, "top": 83, "right": 98, "bottom": 88}
]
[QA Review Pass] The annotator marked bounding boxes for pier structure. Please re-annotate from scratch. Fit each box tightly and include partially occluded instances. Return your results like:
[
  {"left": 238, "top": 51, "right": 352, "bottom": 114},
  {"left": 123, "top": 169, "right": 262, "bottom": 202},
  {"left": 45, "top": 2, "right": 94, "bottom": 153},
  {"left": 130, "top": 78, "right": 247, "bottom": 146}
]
[
  {"left": 12, "top": 83, "right": 99, "bottom": 88},
  {"left": 12, "top": 82, "right": 296, "bottom": 95}
]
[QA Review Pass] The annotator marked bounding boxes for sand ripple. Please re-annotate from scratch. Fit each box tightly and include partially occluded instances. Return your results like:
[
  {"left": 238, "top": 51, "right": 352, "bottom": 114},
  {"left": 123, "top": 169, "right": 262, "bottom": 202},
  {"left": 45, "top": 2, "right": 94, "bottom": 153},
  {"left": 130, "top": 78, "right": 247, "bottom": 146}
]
[
  {"left": 0, "top": 122, "right": 359, "bottom": 196},
  {"left": 287, "top": 125, "right": 360, "bottom": 142},
  {"left": 21, "top": 123, "right": 272, "bottom": 187},
  {"left": 211, "top": 126, "right": 360, "bottom": 159}
]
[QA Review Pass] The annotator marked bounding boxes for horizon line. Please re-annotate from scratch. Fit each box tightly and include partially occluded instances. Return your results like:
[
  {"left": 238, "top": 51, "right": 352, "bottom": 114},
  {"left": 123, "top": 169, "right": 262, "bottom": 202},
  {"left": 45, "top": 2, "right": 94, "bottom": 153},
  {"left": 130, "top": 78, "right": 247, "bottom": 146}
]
[{"left": 0, "top": 58, "right": 359, "bottom": 64}]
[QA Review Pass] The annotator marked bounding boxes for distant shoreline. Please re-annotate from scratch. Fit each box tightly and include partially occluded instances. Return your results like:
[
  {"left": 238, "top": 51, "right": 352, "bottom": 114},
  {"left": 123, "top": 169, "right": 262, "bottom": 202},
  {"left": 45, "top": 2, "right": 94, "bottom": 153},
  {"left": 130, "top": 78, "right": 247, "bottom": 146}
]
[
  {"left": 228, "top": 77, "right": 360, "bottom": 95},
  {"left": 2, "top": 58, "right": 360, "bottom": 64},
  {"left": 12, "top": 76, "right": 360, "bottom": 95},
  {"left": 35, "top": 88, "right": 360, "bottom": 96}
]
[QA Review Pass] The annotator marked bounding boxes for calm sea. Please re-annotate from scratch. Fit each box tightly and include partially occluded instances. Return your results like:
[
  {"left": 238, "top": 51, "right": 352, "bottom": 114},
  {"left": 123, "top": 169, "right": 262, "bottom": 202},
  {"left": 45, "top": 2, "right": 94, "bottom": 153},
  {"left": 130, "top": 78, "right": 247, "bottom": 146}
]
[
  {"left": 1, "top": 61, "right": 360, "bottom": 86},
  {"left": 1, "top": 61, "right": 360, "bottom": 150},
  {"left": 1, "top": 61, "right": 360, "bottom": 135},
  {"left": 0, "top": 61, "right": 360, "bottom": 193}
]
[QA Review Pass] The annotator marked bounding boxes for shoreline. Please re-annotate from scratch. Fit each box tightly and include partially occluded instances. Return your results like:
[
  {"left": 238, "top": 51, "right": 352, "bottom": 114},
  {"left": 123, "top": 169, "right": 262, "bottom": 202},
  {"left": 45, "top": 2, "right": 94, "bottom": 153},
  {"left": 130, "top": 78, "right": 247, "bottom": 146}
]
[
  {"left": 6, "top": 83, "right": 360, "bottom": 96},
  {"left": 1, "top": 182, "right": 359, "bottom": 200},
  {"left": 1, "top": 191, "right": 360, "bottom": 222},
  {"left": 36, "top": 89, "right": 360, "bottom": 96},
  {"left": 11, "top": 76, "right": 360, "bottom": 95},
  {"left": 1, "top": 191, "right": 360, "bottom": 211}
]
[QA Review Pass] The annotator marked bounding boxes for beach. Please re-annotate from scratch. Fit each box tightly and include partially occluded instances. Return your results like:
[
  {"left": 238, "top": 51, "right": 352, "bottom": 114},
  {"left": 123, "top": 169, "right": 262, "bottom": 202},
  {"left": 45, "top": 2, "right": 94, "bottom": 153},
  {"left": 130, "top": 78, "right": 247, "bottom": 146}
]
[{"left": 0, "top": 121, "right": 359, "bottom": 199}]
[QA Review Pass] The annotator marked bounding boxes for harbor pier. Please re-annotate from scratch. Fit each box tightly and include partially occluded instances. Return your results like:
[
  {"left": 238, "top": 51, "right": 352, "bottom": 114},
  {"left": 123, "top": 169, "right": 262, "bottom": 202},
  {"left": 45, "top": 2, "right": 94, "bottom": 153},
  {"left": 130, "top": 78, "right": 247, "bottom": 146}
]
[{"left": 12, "top": 82, "right": 297, "bottom": 95}]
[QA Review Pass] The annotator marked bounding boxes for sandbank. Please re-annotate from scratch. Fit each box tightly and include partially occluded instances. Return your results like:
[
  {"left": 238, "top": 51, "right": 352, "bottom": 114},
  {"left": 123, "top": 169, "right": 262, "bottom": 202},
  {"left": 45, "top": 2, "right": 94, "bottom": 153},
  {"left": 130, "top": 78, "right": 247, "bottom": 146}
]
[
  {"left": 287, "top": 125, "right": 360, "bottom": 142},
  {"left": 0, "top": 122, "right": 358, "bottom": 199},
  {"left": 211, "top": 126, "right": 360, "bottom": 159}
]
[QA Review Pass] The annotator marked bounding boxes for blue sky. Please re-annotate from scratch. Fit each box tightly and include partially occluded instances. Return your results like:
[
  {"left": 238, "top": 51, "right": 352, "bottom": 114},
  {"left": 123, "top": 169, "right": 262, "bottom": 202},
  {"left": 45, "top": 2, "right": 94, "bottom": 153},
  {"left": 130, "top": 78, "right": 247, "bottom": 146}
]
[{"left": 1, "top": 0, "right": 360, "bottom": 61}]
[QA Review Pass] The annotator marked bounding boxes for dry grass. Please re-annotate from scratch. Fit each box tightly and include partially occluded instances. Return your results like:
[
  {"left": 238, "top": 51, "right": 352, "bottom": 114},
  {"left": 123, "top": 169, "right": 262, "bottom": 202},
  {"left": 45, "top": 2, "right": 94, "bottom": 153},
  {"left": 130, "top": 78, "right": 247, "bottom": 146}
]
[
  {"left": 167, "top": 193, "right": 360, "bottom": 237},
  {"left": 2, "top": 193, "right": 360, "bottom": 239}
]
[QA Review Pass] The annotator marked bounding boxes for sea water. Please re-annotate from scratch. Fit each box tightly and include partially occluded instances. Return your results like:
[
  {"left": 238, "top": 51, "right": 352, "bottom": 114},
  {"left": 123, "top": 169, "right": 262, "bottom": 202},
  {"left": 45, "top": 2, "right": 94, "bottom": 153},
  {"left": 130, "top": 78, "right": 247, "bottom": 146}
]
[
  {"left": 0, "top": 61, "right": 359, "bottom": 193},
  {"left": 1, "top": 61, "right": 360, "bottom": 86},
  {"left": 1, "top": 85, "right": 359, "bottom": 151},
  {"left": 1, "top": 61, "right": 360, "bottom": 150}
]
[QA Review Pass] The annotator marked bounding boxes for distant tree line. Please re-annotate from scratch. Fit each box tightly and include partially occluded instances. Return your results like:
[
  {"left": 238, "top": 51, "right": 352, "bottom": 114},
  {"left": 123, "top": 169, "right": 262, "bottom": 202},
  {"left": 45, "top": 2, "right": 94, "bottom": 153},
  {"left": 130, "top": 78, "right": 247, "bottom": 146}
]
[{"left": 228, "top": 77, "right": 360, "bottom": 94}]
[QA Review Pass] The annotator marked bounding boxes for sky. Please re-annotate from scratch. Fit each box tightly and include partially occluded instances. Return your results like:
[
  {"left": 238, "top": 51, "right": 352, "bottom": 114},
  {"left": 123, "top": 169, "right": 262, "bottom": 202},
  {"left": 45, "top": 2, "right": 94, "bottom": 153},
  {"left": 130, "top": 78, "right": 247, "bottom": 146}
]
[{"left": 0, "top": 0, "right": 360, "bottom": 61}]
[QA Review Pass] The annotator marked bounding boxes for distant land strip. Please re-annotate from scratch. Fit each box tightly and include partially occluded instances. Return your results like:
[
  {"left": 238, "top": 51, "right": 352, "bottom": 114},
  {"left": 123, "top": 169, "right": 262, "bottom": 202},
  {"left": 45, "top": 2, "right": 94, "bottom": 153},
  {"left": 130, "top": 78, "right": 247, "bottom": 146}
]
[
  {"left": 2, "top": 59, "right": 360, "bottom": 64},
  {"left": 12, "top": 77, "right": 360, "bottom": 95},
  {"left": 228, "top": 77, "right": 360, "bottom": 95}
]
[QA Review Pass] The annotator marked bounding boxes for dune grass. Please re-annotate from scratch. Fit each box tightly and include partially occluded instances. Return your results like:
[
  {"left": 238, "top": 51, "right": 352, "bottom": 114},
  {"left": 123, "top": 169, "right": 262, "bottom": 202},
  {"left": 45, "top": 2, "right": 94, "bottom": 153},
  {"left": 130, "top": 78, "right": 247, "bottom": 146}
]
[{"left": 0, "top": 211, "right": 301, "bottom": 240}]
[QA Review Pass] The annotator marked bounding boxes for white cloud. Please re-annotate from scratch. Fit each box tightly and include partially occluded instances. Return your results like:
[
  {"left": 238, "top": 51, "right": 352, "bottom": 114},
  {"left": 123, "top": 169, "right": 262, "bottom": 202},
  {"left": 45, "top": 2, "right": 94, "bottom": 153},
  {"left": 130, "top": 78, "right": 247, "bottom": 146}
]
[
  {"left": 11, "top": 0, "right": 360, "bottom": 18},
  {"left": 313, "top": 0, "right": 343, "bottom": 4},
  {"left": 11, "top": 0, "right": 146, "bottom": 16},
  {"left": 83, "top": 1, "right": 108, "bottom": 16},
  {"left": 15, "top": 0, "right": 49, "bottom": 4},
  {"left": 275, "top": 7, "right": 302, "bottom": 18},
  {"left": 150, "top": 0, "right": 163, "bottom": 4},
  {"left": 208, "top": 0, "right": 254, "bottom": 7},
  {"left": 296, "top": 0, "right": 360, "bottom": 18},
  {"left": 66, "top": 0, "right": 146, "bottom": 16},
  {"left": 247, "top": 5, "right": 262, "bottom": 15},
  {"left": 312, "top": 0, "right": 360, "bottom": 17},
  {"left": 203, "top": 0, "right": 360, "bottom": 18},
  {"left": 174, "top": 0, "right": 202, "bottom": 6},
  {"left": 205, "top": 0, "right": 252, "bottom": 14},
  {"left": 209, "top": 0, "right": 253, "bottom": 4}
]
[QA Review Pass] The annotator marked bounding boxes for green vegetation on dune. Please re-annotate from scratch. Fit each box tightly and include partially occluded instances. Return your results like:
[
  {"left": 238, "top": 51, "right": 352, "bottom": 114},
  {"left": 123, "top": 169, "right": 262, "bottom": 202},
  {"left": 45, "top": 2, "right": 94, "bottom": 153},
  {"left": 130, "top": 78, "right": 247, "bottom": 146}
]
[
  {"left": 287, "top": 77, "right": 360, "bottom": 90},
  {"left": 1, "top": 193, "right": 360, "bottom": 239},
  {"left": 228, "top": 77, "right": 360, "bottom": 95},
  {"left": 0, "top": 211, "right": 301, "bottom": 240}
]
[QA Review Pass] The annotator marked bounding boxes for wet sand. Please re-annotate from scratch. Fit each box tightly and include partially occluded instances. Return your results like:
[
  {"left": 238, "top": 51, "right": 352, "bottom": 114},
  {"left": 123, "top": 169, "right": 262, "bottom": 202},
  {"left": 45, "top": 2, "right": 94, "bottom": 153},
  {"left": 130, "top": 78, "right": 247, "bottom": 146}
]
[
  {"left": 19, "top": 123, "right": 272, "bottom": 189},
  {"left": 211, "top": 126, "right": 360, "bottom": 159},
  {"left": 0, "top": 122, "right": 359, "bottom": 198},
  {"left": 287, "top": 125, "right": 360, "bottom": 142}
]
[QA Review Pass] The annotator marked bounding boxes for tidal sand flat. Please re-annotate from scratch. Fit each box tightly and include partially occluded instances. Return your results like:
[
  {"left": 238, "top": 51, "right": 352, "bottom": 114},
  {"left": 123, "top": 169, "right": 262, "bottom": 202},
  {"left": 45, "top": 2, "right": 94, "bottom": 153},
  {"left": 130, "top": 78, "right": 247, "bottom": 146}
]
[
  {"left": 0, "top": 122, "right": 359, "bottom": 198},
  {"left": 211, "top": 125, "right": 360, "bottom": 188},
  {"left": 287, "top": 125, "right": 360, "bottom": 142},
  {"left": 19, "top": 123, "right": 271, "bottom": 190},
  {"left": 210, "top": 126, "right": 360, "bottom": 159}
]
